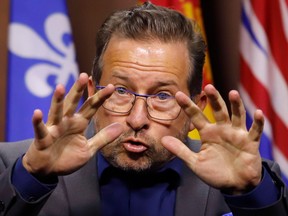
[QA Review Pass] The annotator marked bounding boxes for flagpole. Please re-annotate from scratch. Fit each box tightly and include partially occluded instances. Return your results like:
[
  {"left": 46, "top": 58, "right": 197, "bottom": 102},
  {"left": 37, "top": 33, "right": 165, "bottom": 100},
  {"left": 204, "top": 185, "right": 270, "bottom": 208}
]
[{"left": 0, "top": 0, "right": 9, "bottom": 141}]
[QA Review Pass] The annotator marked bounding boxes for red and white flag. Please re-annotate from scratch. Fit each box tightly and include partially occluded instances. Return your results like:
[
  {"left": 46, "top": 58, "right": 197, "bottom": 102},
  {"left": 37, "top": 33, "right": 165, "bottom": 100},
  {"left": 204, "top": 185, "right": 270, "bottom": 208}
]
[{"left": 239, "top": 0, "right": 288, "bottom": 184}]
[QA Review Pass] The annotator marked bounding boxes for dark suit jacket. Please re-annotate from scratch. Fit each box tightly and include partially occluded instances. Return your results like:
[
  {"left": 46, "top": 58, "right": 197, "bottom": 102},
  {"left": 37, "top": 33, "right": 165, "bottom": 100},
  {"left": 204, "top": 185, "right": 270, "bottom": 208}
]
[{"left": 0, "top": 127, "right": 287, "bottom": 216}]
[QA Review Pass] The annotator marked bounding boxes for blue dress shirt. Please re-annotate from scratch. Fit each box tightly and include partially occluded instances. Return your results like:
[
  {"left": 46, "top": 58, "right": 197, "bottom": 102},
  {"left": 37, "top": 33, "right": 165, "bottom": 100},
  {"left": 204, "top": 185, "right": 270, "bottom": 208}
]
[{"left": 97, "top": 153, "right": 182, "bottom": 216}]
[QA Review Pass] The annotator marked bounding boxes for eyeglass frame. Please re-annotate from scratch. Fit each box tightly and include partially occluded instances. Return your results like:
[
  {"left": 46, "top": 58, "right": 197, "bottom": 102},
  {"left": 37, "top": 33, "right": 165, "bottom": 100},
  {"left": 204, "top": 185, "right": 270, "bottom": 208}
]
[{"left": 95, "top": 85, "right": 182, "bottom": 121}]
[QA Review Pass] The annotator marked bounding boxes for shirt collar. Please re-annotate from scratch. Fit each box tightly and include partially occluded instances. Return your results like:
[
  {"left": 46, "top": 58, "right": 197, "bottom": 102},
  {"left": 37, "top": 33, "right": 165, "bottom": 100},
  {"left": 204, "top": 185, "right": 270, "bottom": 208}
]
[{"left": 97, "top": 152, "right": 111, "bottom": 178}]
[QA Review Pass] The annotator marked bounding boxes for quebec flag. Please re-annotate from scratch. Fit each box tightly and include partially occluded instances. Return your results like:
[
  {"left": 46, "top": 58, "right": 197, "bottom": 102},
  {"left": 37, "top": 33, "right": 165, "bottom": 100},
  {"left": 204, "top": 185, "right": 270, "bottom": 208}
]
[{"left": 7, "top": 0, "right": 78, "bottom": 141}]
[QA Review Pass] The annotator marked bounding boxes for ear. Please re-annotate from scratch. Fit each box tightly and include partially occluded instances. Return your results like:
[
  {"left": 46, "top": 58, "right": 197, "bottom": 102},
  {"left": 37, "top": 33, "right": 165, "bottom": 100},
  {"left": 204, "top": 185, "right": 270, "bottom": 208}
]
[
  {"left": 87, "top": 76, "right": 96, "bottom": 97},
  {"left": 189, "top": 91, "right": 207, "bottom": 131},
  {"left": 195, "top": 90, "right": 207, "bottom": 111}
]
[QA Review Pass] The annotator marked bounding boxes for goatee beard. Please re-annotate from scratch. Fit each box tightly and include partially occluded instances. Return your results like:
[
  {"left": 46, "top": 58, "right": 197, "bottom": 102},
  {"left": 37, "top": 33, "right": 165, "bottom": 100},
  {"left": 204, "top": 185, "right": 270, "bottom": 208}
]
[{"left": 100, "top": 130, "right": 175, "bottom": 172}]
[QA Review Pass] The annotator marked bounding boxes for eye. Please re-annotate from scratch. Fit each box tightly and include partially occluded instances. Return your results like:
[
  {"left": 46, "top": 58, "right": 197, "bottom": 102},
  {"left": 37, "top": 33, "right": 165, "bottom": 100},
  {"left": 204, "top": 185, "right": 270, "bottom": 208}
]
[
  {"left": 115, "top": 87, "right": 129, "bottom": 95},
  {"left": 155, "top": 92, "right": 172, "bottom": 100}
]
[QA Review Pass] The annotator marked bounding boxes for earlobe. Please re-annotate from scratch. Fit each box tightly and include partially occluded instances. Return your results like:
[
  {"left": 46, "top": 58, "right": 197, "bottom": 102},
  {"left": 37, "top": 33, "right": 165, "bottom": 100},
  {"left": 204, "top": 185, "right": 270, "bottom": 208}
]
[{"left": 87, "top": 76, "right": 96, "bottom": 97}]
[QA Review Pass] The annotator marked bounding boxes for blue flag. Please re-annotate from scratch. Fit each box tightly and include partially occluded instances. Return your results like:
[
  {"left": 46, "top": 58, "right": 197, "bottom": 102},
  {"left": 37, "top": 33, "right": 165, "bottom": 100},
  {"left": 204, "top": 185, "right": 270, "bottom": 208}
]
[{"left": 7, "top": 0, "right": 78, "bottom": 141}]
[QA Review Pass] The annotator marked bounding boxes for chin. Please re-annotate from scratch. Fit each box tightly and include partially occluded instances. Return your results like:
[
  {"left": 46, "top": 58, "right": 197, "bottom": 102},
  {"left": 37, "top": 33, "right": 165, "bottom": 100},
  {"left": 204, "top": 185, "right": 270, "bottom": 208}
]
[
  {"left": 100, "top": 141, "right": 175, "bottom": 172},
  {"left": 109, "top": 153, "right": 154, "bottom": 172},
  {"left": 106, "top": 151, "right": 174, "bottom": 173}
]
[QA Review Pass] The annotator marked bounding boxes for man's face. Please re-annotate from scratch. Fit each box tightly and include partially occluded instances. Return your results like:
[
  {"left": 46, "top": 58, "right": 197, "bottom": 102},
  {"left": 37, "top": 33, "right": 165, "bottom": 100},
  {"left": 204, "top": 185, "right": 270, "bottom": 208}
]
[{"left": 92, "top": 36, "right": 193, "bottom": 172}]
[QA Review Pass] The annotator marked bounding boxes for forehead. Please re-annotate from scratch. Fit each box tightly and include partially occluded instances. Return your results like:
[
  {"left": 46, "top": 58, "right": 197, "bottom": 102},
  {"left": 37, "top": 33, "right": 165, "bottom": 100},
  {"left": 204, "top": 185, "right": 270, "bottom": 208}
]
[{"left": 100, "top": 36, "right": 190, "bottom": 90}]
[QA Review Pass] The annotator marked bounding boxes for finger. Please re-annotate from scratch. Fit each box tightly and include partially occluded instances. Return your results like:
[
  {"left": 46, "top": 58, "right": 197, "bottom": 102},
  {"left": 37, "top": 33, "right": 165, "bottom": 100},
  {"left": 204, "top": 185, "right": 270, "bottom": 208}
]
[
  {"left": 63, "top": 73, "right": 89, "bottom": 116},
  {"left": 229, "top": 90, "right": 246, "bottom": 129},
  {"left": 161, "top": 136, "right": 197, "bottom": 170},
  {"left": 32, "top": 109, "right": 49, "bottom": 140},
  {"left": 88, "top": 123, "right": 124, "bottom": 154},
  {"left": 175, "top": 91, "right": 209, "bottom": 131},
  {"left": 204, "top": 84, "right": 230, "bottom": 123},
  {"left": 248, "top": 109, "right": 264, "bottom": 142},
  {"left": 46, "top": 84, "right": 65, "bottom": 126},
  {"left": 78, "top": 84, "right": 115, "bottom": 120}
]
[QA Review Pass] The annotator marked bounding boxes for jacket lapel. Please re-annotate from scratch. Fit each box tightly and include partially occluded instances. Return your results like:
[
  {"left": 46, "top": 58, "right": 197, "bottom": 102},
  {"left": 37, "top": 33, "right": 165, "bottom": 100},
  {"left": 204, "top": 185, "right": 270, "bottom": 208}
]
[
  {"left": 175, "top": 139, "right": 210, "bottom": 216},
  {"left": 62, "top": 156, "right": 101, "bottom": 216},
  {"left": 175, "top": 163, "right": 210, "bottom": 216}
]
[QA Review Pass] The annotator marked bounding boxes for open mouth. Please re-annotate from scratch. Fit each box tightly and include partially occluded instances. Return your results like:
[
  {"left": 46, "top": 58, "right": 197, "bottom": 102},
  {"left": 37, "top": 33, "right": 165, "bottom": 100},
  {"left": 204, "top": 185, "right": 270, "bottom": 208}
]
[{"left": 123, "top": 140, "right": 148, "bottom": 153}]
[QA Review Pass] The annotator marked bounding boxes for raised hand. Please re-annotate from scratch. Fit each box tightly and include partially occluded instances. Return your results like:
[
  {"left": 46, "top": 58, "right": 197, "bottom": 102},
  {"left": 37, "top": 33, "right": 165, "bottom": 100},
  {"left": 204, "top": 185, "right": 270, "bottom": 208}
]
[
  {"left": 23, "top": 73, "right": 123, "bottom": 177},
  {"left": 161, "top": 84, "right": 264, "bottom": 194}
]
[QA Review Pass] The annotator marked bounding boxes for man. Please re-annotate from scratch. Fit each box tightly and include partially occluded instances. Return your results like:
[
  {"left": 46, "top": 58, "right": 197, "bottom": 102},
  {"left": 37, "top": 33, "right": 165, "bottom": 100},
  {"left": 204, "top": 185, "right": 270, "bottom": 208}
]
[{"left": 0, "top": 2, "right": 287, "bottom": 216}]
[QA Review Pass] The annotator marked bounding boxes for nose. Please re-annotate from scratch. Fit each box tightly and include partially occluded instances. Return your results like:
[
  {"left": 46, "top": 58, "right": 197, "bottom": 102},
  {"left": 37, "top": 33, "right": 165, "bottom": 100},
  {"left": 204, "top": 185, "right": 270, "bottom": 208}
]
[{"left": 126, "top": 97, "right": 150, "bottom": 131}]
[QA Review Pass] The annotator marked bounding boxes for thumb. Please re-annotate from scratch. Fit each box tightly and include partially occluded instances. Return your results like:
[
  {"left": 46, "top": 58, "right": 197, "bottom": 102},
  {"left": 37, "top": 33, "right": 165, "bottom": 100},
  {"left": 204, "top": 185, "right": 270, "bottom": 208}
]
[
  {"left": 161, "top": 136, "right": 197, "bottom": 170},
  {"left": 88, "top": 123, "right": 124, "bottom": 155}
]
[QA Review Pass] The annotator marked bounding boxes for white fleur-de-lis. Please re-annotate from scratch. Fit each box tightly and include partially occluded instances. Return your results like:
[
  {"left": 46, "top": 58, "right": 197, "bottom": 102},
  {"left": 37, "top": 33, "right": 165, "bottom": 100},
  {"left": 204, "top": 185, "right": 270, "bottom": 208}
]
[{"left": 8, "top": 13, "right": 78, "bottom": 97}]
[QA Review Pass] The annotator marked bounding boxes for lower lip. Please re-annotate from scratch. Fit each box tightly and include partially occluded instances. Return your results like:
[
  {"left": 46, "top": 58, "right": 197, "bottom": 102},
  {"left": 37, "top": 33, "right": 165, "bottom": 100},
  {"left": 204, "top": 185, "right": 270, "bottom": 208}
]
[{"left": 123, "top": 143, "right": 148, "bottom": 153}]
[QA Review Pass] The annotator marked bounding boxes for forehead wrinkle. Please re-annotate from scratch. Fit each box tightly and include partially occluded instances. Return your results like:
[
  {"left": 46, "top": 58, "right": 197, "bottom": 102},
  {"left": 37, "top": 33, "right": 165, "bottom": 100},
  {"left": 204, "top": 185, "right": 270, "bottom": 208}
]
[
  {"left": 111, "top": 70, "right": 179, "bottom": 87},
  {"left": 110, "top": 59, "right": 183, "bottom": 75}
]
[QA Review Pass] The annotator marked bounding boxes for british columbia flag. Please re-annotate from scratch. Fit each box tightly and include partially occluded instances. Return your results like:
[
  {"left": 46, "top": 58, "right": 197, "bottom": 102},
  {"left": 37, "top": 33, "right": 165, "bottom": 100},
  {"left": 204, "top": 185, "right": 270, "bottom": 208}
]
[{"left": 239, "top": 0, "right": 288, "bottom": 184}]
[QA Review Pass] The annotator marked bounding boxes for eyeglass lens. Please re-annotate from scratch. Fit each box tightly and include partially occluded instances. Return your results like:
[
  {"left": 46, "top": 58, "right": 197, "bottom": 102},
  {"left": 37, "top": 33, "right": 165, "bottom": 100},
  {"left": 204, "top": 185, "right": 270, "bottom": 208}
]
[{"left": 102, "top": 88, "right": 181, "bottom": 120}]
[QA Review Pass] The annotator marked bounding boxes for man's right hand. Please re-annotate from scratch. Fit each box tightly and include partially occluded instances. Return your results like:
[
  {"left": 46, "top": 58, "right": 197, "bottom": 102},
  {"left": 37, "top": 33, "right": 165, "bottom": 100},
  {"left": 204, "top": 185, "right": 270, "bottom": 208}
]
[{"left": 22, "top": 73, "right": 123, "bottom": 177}]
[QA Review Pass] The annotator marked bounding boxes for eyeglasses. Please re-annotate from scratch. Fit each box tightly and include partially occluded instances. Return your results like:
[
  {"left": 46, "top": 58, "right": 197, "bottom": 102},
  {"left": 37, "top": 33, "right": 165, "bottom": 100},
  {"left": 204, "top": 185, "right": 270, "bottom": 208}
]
[{"left": 96, "top": 86, "right": 181, "bottom": 121}]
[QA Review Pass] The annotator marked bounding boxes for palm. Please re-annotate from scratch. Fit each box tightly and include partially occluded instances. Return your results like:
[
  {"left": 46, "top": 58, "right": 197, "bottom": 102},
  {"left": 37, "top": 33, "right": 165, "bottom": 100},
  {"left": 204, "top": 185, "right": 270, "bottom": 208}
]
[
  {"left": 40, "top": 117, "right": 90, "bottom": 175},
  {"left": 162, "top": 84, "right": 264, "bottom": 194},
  {"left": 23, "top": 74, "right": 123, "bottom": 177},
  {"left": 195, "top": 123, "right": 261, "bottom": 191}
]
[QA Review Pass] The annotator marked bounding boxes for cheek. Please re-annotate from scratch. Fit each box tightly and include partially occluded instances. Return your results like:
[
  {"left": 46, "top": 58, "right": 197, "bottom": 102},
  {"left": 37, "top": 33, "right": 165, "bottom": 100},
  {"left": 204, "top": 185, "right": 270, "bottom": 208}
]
[
  {"left": 94, "top": 109, "right": 113, "bottom": 132},
  {"left": 150, "top": 118, "right": 189, "bottom": 139},
  {"left": 167, "top": 113, "right": 191, "bottom": 137},
  {"left": 94, "top": 108, "right": 126, "bottom": 131}
]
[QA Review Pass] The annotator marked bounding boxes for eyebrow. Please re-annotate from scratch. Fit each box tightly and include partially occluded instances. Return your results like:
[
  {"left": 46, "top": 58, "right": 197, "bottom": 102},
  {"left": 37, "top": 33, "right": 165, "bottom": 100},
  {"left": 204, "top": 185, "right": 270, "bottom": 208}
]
[
  {"left": 111, "top": 73, "right": 129, "bottom": 81},
  {"left": 153, "top": 79, "right": 178, "bottom": 87}
]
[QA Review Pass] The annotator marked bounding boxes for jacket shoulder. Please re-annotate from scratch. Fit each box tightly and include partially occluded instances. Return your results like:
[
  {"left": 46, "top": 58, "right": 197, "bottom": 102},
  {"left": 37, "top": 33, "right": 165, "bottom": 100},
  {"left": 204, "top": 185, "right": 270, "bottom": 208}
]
[{"left": 0, "top": 139, "right": 32, "bottom": 167}]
